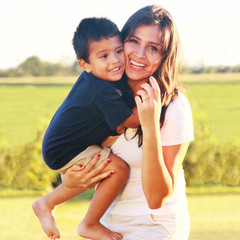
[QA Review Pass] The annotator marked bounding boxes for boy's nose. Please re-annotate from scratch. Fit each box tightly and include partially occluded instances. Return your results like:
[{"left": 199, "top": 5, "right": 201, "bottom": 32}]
[{"left": 110, "top": 53, "right": 120, "bottom": 63}]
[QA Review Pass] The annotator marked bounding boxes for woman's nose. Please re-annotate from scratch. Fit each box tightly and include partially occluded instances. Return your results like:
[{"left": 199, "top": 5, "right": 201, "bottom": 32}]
[{"left": 135, "top": 46, "right": 146, "bottom": 58}]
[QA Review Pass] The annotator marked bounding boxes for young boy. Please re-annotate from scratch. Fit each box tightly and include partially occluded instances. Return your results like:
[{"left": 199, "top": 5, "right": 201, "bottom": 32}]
[{"left": 32, "top": 17, "right": 139, "bottom": 240}]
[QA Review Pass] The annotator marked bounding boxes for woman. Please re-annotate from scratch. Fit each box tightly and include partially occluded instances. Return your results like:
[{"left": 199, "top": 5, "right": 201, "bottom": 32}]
[{"left": 63, "top": 5, "right": 194, "bottom": 239}]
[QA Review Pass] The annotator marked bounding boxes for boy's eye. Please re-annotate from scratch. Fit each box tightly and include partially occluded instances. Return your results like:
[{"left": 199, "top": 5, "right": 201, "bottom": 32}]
[
  {"left": 117, "top": 49, "right": 123, "bottom": 54},
  {"left": 100, "top": 54, "right": 108, "bottom": 59}
]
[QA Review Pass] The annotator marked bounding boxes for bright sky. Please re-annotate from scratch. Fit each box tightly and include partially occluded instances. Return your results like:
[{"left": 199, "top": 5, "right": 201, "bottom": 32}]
[{"left": 1, "top": 0, "right": 240, "bottom": 69}]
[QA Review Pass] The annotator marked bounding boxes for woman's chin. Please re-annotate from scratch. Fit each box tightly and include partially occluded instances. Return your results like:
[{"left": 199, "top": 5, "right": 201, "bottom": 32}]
[{"left": 126, "top": 72, "right": 149, "bottom": 83}]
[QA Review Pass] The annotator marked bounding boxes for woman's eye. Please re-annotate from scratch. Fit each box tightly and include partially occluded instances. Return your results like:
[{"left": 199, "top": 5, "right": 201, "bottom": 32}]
[
  {"left": 149, "top": 46, "right": 158, "bottom": 52},
  {"left": 129, "top": 38, "right": 138, "bottom": 44}
]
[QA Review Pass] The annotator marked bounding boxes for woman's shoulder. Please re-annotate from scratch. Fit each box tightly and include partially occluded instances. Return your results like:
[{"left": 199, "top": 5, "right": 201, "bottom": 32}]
[
  {"left": 161, "top": 91, "right": 194, "bottom": 145},
  {"left": 170, "top": 91, "right": 191, "bottom": 108},
  {"left": 166, "top": 91, "right": 192, "bottom": 119}
]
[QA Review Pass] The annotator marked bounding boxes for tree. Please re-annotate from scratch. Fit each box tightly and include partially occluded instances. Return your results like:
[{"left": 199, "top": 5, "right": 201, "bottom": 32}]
[{"left": 17, "top": 56, "right": 45, "bottom": 76}]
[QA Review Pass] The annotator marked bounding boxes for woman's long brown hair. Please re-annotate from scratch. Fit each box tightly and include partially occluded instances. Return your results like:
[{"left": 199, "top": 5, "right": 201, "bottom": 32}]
[{"left": 121, "top": 5, "right": 185, "bottom": 147}]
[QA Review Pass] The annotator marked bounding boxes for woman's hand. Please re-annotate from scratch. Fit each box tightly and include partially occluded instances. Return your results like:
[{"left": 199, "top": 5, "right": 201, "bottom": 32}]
[
  {"left": 135, "top": 76, "right": 162, "bottom": 130},
  {"left": 61, "top": 153, "right": 114, "bottom": 189}
]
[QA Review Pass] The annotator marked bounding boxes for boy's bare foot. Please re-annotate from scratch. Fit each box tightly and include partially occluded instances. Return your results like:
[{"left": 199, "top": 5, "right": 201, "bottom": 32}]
[
  {"left": 77, "top": 220, "right": 122, "bottom": 240},
  {"left": 32, "top": 199, "right": 60, "bottom": 239}
]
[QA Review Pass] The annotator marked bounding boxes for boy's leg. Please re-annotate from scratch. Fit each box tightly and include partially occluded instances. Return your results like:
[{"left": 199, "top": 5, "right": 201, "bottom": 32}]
[
  {"left": 33, "top": 183, "right": 85, "bottom": 239},
  {"left": 77, "top": 153, "right": 129, "bottom": 240}
]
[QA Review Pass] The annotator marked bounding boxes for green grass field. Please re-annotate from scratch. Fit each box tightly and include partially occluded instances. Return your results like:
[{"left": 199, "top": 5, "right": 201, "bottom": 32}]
[
  {"left": 0, "top": 82, "right": 73, "bottom": 147},
  {"left": 0, "top": 191, "right": 240, "bottom": 240},
  {"left": 182, "top": 76, "right": 240, "bottom": 145},
  {"left": 1, "top": 74, "right": 240, "bottom": 239},
  {"left": 0, "top": 73, "right": 240, "bottom": 148}
]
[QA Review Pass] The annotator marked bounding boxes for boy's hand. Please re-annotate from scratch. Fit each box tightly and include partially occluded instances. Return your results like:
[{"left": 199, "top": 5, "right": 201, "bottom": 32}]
[
  {"left": 116, "top": 125, "right": 125, "bottom": 134},
  {"left": 61, "top": 153, "right": 113, "bottom": 189},
  {"left": 101, "top": 135, "right": 120, "bottom": 147}
]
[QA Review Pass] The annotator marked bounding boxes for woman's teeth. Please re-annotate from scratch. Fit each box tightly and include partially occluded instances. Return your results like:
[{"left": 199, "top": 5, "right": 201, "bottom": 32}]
[{"left": 130, "top": 60, "right": 145, "bottom": 69}]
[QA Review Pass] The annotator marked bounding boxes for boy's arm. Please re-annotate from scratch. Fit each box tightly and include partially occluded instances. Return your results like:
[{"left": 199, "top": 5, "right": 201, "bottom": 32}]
[
  {"left": 102, "top": 107, "right": 139, "bottom": 147},
  {"left": 102, "top": 108, "right": 139, "bottom": 147},
  {"left": 121, "top": 106, "right": 140, "bottom": 128}
]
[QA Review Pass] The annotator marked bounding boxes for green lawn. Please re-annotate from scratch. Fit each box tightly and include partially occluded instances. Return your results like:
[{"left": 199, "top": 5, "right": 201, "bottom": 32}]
[
  {"left": 0, "top": 192, "right": 239, "bottom": 240},
  {"left": 184, "top": 80, "right": 240, "bottom": 145},
  {"left": 0, "top": 83, "right": 73, "bottom": 147},
  {"left": 188, "top": 193, "right": 240, "bottom": 240},
  {"left": 1, "top": 74, "right": 239, "bottom": 148},
  {"left": 1, "top": 74, "right": 239, "bottom": 239}
]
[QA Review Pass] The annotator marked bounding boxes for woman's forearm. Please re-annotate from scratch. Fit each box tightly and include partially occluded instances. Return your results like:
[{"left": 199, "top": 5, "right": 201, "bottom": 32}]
[
  {"left": 141, "top": 124, "right": 173, "bottom": 209},
  {"left": 135, "top": 77, "right": 174, "bottom": 209}
]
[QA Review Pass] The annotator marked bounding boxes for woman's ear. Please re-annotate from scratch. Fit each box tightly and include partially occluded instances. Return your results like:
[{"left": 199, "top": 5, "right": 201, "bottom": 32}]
[{"left": 78, "top": 59, "right": 92, "bottom": 73}]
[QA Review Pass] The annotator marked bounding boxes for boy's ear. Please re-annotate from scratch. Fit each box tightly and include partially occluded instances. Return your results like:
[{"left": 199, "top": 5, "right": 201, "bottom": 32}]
[{"left": 78, "top": 59, "right": 92, "bottom": 73}]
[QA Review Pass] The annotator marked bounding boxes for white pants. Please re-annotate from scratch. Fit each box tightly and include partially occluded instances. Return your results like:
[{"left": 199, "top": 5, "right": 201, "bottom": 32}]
[{"left": 101, "top": 212, "right": 190, "bottom": 240}]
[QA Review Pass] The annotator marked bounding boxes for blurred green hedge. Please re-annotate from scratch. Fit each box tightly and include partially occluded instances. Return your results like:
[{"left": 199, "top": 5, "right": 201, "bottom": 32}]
[
  {"left": 0, "top": 127, "right": 57, "bottom": 190},
  {"left": 184, "top": 115, "right": 240, "bottom": 186},
  {"left": 0, "top": 117, "right": 239, "bottom": 190}
]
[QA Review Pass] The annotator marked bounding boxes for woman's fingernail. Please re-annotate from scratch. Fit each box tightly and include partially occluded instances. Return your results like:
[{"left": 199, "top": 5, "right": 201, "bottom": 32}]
[
  {"left": 110, "top": 171, "right": 115, "bottom": 174},
  {"left": 107, "top": 158, "right": 111, "bottom": 163},
  {"left": 97, "top": 153, "right": 101, "bottom": 157},
  {"left": 79, "top": 164, "right": 84, "bottom": 169}
]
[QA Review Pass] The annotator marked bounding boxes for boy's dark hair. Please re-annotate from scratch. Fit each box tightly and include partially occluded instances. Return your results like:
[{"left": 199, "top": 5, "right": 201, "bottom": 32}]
[{"left": 72, "top": 17, "right": 120, "bottom": 62}]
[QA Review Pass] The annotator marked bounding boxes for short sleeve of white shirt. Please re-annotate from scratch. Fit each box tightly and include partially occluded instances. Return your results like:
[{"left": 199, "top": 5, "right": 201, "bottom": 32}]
[{"left": 160, "top": 92, "right": 194, "bottom": 146}]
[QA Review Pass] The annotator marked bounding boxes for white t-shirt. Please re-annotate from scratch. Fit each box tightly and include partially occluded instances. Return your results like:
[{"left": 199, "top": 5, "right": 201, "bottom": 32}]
[{"left": 107, "top": 92, "right": 194, "bottom": 216}]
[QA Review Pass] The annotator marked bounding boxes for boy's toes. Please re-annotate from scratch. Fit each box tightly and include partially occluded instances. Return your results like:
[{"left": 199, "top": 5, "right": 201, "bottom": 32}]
[
  {"left": 112, "top": 232, "right": 122, "bottom": 240},
  {"left": 48, "top": 233, "right": 60, "bottom": 240},
  {"left": 54, "top": 232, "right": 60, "bottom": 238},
  {"left": 53, "top": 229, "right": 60, "bottom": 239}
]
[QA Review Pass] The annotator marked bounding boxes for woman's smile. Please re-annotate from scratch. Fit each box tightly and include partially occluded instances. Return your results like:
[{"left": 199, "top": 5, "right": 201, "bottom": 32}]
[
  {"left": 130, "top": 59, "right": 146, "bottom": 70},
  {"left": 124, "top": 24, "right": 162, "bottom": 82}
]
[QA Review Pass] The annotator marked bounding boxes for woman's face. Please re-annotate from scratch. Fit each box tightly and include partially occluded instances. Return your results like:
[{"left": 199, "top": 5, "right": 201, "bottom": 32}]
[{"left": 124, "top": 24, "right": 162, "bottom": 83}]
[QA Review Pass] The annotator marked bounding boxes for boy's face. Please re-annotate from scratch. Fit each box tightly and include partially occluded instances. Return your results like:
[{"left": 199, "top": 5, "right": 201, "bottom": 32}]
[{"left": 83, "top": 36, "right": 125, "bottom": 81}]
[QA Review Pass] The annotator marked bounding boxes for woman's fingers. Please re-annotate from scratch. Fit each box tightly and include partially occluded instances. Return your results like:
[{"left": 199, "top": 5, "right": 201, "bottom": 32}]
[
  {"left": 136, "top": 76, "right": 160, "bottom": 104},
  {"left": 140, "top": 83, "right": 154, "bottom": 101},
  {"left": 84, "top": 158, "right": 114, "bottom": 187},
  {"left": 135, "top": 82, "right": 153, "bottom": 110},
  {"left": 136, "top": 89, "right": 149, "bottom": 103},
  {"left": 149, "top": 76, "right": 161, "bottom": 103},
  {"left": 90, "top": 156, "right": 113, "bottom": 175},
  {"left": 61, "top": 152, "right": 112, "bottom": 188},
  {"left": 84, "top": 153, "right": 114, "bottom": 178},
  {"left": 135, "top": 76, "right": 162, "bottom": 127},
  {"left": 84, "top": 152, "right": 101, "bottom": 172},
  {"left": 90, "top": 170, "right": 114, "bottom": 187},
  {"left": 67, "top": 163, "right": 85, "bottom": 172},
  {"left": 135, "top": 95, "right": 142, "bottom": 107}
]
